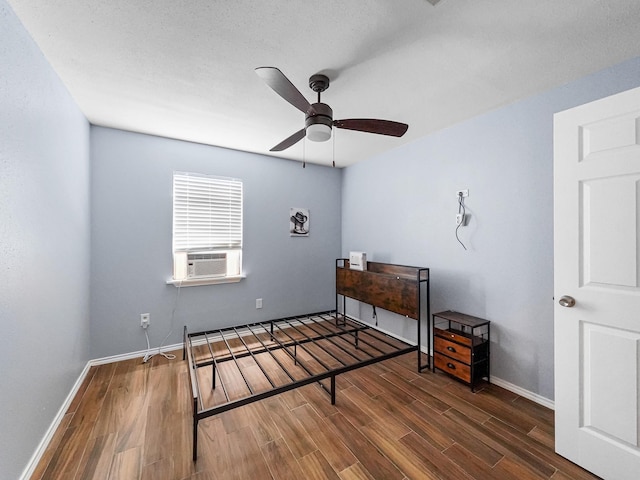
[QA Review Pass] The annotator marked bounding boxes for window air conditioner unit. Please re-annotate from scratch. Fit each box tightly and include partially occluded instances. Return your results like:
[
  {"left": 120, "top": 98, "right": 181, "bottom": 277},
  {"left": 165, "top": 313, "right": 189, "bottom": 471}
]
[{"left": 187, "top": 252, "right": 227, "bottom": 278}]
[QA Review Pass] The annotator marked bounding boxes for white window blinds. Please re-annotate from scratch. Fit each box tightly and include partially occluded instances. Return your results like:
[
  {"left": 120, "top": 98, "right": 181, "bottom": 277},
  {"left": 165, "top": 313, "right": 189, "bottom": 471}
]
[{"left": 172, "top": 172, "right": 243, "bottom": 252}]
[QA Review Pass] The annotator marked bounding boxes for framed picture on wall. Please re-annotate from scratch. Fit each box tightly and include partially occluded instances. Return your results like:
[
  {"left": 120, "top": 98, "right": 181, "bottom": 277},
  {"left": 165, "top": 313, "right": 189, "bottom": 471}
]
[{"left": 290, "top": 208, "right": 310, "bottom": 237}]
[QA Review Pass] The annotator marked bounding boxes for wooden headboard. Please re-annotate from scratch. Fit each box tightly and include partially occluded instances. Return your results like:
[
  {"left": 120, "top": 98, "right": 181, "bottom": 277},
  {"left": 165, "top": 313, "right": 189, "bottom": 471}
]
[{"left": 335, "top": 260, "right": 428, "bottom": 320}]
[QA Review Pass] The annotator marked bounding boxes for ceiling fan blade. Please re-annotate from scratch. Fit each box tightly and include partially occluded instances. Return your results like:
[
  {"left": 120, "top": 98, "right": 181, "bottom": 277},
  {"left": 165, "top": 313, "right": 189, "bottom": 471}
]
[
  {"left": 270, "top": 128, "right": 306, "bottom": 152},
  {"left": 256, "top": 67, "right": 312, "bottom": 115},
  {"left": 333, "top": 119, "right": 408, "bottom": 137}
]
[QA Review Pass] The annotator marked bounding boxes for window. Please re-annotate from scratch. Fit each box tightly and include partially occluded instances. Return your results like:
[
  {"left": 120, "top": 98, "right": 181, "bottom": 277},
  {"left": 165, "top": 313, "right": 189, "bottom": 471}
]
[{"left": 172, "top": 172, "right": 243, "bottom": 284}]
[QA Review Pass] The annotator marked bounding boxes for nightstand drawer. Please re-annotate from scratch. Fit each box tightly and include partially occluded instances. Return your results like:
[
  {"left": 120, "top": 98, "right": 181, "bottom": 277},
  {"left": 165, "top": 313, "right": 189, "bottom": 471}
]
[
  {"left": 434, "top": 336, "right": 471, "bottom": 364},
  {"left": 434, "top": 354, "right": 471, "bottom": 383},
  {"left": 434, "top": 327, "right": 473, "bottom": 347}
]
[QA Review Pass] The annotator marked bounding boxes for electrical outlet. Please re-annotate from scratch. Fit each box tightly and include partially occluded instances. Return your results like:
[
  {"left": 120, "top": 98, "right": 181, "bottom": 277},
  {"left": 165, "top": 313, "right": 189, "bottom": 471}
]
[
  {"left": 456, "top": 213, "right": 465, "bottom": 225},
  {"left": 456, "top": 189, "right": 469, "bottom": 198},
  {"left": 256, "top": 298, "right": 263, "bottom": 309},
  {"left": 140, "top": 313, "right": 150, "bottom": 329}
]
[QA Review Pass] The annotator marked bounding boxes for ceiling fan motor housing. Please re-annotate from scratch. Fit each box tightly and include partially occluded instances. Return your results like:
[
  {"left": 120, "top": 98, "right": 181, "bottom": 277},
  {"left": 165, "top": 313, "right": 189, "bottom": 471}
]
[
  {"left": 309, "top": 74, "right": 330, "bottom": 93},
  {"left": 305, "top": 102, "right": 333, "bottom": 141}
]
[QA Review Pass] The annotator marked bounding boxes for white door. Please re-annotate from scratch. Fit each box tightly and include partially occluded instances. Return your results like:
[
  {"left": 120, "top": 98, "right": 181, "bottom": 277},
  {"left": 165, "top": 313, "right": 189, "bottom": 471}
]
[{"left": 554, "top": 86, "right": 640, "bottom": 480}]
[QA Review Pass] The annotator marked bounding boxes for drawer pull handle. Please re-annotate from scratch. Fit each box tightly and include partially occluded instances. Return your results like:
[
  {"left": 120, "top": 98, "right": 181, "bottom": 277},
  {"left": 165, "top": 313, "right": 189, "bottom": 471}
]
[
  {"left": 447, "top": 363, "right": 456, "bottom": 370},
  {"left": 447, "top": 346, "right": 456, "bottom": 353}
]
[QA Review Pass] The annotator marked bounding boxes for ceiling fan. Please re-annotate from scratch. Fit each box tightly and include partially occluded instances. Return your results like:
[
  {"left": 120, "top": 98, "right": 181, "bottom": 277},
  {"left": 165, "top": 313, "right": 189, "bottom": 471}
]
[{"left": 255, "top": 67, "right": 409, "bottom": 152}]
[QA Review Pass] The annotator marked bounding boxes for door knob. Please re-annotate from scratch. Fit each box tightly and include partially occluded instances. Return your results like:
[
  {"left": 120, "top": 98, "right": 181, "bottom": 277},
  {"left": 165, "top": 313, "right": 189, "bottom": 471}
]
[{"left": 559, "top": 296, "right": 576, "bottom": 308}]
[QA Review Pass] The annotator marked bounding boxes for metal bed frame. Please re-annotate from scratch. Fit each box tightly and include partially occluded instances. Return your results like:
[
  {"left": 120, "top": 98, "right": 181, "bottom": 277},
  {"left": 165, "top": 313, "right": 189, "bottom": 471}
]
[
  {"left": 184, "top": 260, "right": 429, "bottom": 461},
  {"left": 183, "top": 311, "right": 418, "bottom": 460}
]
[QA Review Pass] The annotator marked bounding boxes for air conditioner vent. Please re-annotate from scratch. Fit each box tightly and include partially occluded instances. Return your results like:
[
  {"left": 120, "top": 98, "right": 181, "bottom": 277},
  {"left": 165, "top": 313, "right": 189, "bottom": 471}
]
[{"left": 187, "top": 252, "right": 227, "bottom": 278}]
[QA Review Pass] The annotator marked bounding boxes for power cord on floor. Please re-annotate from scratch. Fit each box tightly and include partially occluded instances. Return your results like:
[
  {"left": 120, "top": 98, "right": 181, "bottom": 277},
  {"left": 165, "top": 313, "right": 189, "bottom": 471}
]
[
  {"left": 142, "top": 281, "right": 182, "bottom": 363},
  {"left": 142, "top": 329, "right": 176, "bottom": 363}
]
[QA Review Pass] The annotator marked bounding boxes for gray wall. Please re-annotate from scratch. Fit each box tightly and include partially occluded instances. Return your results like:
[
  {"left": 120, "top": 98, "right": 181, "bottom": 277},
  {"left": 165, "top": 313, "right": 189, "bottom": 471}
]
[
  {"left": 90, "top": 127, "right": 342, "bottom": 359},
  {"left": 4, "top": 0, "right": 640, "bottom": 471},
  {"left": 0, "top": 2, "right": 91, "bottom": 478},
  {"left": 341, "top": 56, "right": 640, "bottom": 401}
]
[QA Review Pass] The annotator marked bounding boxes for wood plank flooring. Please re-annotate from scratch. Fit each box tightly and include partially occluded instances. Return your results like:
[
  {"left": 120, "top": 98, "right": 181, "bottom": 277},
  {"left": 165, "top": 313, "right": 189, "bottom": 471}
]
[{"left": 31, "top": 351, "right": 601, "bottom": 480}]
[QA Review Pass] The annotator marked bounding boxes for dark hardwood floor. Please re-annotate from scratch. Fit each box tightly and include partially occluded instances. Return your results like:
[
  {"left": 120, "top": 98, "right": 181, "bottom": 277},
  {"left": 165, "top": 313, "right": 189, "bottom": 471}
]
[{"left": 31, "top": 351, "right": 601, "bottom": 479}]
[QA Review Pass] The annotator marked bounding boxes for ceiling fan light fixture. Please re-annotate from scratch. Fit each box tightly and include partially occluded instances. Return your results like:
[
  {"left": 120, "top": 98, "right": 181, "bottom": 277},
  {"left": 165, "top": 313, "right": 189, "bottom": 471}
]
[{"left": 306, "top": 123, "right": 332, "bottom": 142}]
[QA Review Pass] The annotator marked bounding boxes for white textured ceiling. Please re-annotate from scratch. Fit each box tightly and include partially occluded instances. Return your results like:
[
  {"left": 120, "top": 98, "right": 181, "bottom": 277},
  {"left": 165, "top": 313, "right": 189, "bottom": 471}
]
[{"left": 7, "top": 0, "right": 640, "bottom": 167}]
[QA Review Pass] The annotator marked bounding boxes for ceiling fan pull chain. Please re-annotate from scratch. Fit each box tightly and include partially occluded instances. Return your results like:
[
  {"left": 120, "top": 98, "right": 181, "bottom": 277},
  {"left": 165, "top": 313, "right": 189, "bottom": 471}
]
[{"left": 332, "top": 130, "right": 336, "bottom": 168}]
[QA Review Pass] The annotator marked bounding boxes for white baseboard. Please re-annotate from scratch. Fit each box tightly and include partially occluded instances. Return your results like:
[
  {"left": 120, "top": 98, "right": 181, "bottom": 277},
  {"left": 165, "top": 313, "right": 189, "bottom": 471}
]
[
  {"left": 489, "top": 376, "right": 555, "bottom": 410},
  {"left": 19, "top": 361, "right": 92, "bottom": 480},
  {"left": 89, "top": 342, "right": 184, "bottom": 366}
]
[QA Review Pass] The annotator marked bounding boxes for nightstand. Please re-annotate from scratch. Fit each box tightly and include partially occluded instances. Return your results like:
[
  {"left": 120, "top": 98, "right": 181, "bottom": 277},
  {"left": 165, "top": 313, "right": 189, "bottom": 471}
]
[{"left": 432, "top": 310, "right": 490, "bottom": 391}]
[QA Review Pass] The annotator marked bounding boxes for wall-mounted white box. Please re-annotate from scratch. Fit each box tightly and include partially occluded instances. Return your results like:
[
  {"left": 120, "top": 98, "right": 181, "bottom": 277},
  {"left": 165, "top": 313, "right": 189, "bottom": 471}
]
[{"left": 349, "top": 251, "right": 367, "bottom": 271}]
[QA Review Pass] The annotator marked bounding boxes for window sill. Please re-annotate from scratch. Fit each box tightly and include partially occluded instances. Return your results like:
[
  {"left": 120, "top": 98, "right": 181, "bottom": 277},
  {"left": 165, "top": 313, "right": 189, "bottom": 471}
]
[{"left": 166, "top": 275, "right": 245, "bottom": 287}]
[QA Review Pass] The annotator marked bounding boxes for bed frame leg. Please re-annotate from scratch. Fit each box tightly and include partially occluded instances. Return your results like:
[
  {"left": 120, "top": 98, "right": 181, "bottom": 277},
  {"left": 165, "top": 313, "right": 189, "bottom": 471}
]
[
  {"left": 192, "top": 396, "right": 199, "bottom": 462},
  {"left": 192, "top": 417, "right": 198, "bottom": 462},
  {"left": 330, "top": 376, "right": 336, "bottom": 405},
  {"left": 183, "top": 326, "right": 187, "bottom": 361}
]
